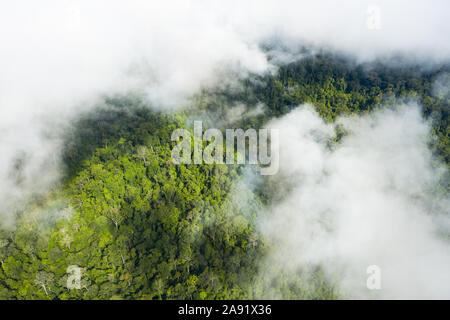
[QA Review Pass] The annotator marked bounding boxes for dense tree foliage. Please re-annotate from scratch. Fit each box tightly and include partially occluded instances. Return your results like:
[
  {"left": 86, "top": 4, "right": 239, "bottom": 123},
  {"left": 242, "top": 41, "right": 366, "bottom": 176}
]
[
  {"left": 1, "top": 110, "right": 266, "bottom": 299},
  {"left": 255, "top": 54, "right": 449, "bottom": 164},
  {"left": 0, "top": 53, "right": 448, "bottom": 299}
]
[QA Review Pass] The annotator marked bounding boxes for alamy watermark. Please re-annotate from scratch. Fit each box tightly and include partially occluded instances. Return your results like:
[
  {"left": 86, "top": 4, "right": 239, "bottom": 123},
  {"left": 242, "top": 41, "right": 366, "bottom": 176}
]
[
  {"left": 171, "top": 121, "right": 279, "bottom": 175},
  {"left": 366, "top": 265, "right": 381, "bottom": 290},
  {"left": 366, "top": 5, "right": 382, "bottom": 30},
  {"left": 67, "top": 265, "right": 81, "bottom": 290}
]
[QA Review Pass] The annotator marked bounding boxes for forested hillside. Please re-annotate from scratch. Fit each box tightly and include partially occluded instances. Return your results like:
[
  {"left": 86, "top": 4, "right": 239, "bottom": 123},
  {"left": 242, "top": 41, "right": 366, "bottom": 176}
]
[{"left": 0, "top": 53, "right": 448, "bottom": 299}]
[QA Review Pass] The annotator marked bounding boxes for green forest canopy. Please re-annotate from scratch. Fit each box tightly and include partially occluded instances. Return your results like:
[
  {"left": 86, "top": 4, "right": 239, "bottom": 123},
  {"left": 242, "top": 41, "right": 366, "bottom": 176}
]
[{"left": 0, "top": 53, "right": 448, "bottom": 299}]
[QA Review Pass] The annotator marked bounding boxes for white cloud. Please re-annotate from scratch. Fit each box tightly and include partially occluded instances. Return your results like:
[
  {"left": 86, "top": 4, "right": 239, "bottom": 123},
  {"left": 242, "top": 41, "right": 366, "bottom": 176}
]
[
  {"left": 0, "top": 0, "right": 449, "bottom": 237},
  {"left": 259, "top": 105, "right": 450, "bottom": 299}
]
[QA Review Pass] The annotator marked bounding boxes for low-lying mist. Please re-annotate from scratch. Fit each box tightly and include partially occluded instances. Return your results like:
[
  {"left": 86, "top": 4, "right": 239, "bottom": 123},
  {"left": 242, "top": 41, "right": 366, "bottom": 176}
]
[
  {"left": 257, "top": 104, "right": 450, "bottom": 299},
  {"left": 0, "top": 1, "right": 449, "bottom": 299},
  {"left": 1, "top": 1, "right": 449, "bottom": 223}
]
